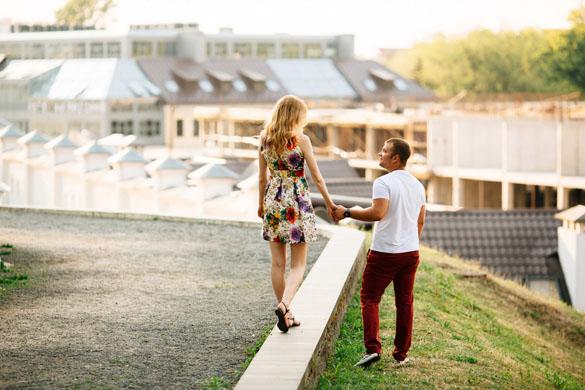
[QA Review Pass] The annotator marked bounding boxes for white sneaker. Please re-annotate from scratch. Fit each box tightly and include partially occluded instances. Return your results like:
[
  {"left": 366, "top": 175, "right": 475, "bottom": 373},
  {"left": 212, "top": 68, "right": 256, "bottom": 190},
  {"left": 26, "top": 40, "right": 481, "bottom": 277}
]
[
  {"left": 396, "top": 357, "right": 411, "bottom": 366},
  {"left": 354, "top": 352, "right": 381, "bottom": 368}
]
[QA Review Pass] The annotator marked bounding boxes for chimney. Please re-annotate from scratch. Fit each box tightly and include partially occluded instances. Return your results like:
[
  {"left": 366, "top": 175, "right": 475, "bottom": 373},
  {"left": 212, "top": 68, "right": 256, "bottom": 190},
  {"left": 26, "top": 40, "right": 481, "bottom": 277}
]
[
  {"left": 17, "top": 130, "right": 49, "bottom": 158},
  {"left": 44, "top": 134, "right": 77, "bottom": 165},
  {"left": 107, "top": 148, "right": 147, "bottom": 181},
  {"left": 188, "top": 163, "right": 239, "bottom": 200},
  {"left": 0, "top": 124, "right": 24, "bottom": 153},
  {"left": 145, "top": 156, "right": 188, "bottom": 191},
  {"left": 74, "top": 141, "right": 111, "bottom": 172},
  {"left": 555, "top": 205, "right": 585, "bottom": 313}
]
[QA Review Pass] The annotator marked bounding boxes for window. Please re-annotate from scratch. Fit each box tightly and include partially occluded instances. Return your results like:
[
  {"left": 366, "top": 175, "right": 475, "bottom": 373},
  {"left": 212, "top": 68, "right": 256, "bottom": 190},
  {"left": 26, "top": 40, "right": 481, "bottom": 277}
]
[
  {"left": 234, "top": 42, "right": 252, "bottom": 58},
  {"left": 282, "top": 43, "right": 300, "bottom": 58},
  {"left": 106, "top": 42, "right": 121, "bottom": 58},
  {"left": 206, "top": 42, "right": 212, "bottom": 57},
  {"left": 193, "top": 120, "right": 200, "bottom": 137},
  {"left": 132, "top": 41, "right": 153, "bottom": 57},
  {"left": 111, "top": 120, "right": 134, "bottom": 135},
  {"left": 304, "top": 43, "right": 322, "bottom": 58},
  {"left": 232, "top": 79, "right": 247, "bottom": 92},
  {"left": 156, "top": 41, "right": 176, "bottom": 57},
  {"left": 164, "top": 80, "right": 179, "bottom": 93},
  {"left": 74, "top": 43, "right": 86, "bottom": 57},
  {"left": 213, "top": 42, "right": 228, "bottom": 58},
  {"left": 363, "top": 79, "right": 377, "bottom": 92},
  {"left": 257, "top": 42, "right": 275, "bottom": 58},
  {"left": 177, "top": 119, "right": 183, "bottom": 137},
  {"left": 139, "top": 120, "right": 161, "bottom": 137},
  {"left": 198, "top": 80, "right": 214, "bottom": 92},
  {"left": 90, "top": 42, "right": 104, "bottom": 58}
]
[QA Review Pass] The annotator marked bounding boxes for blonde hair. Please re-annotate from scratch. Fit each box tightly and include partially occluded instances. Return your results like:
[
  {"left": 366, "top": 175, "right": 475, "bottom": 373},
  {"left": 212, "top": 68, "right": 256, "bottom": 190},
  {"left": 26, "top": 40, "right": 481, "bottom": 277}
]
[{"left": 262, "top": 95, "right": 307, "bottom": 155}]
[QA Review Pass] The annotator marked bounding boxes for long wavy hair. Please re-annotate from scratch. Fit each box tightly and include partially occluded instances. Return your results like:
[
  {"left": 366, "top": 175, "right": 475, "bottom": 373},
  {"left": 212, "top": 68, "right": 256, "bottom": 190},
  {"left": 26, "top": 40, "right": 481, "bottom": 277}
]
[{"left": 261, "top": 95, "right": 307, "bottom": 155}]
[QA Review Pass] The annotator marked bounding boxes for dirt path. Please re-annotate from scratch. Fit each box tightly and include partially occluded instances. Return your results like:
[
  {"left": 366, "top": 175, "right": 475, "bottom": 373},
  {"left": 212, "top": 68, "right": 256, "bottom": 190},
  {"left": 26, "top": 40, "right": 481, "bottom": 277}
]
[{"left": 0, "top": 209, "right": 326, "bottom": 389}]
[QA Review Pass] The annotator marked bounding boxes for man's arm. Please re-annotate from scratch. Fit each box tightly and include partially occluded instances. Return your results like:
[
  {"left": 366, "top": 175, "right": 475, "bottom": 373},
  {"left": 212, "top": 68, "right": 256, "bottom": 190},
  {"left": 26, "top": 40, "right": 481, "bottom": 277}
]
[
  {"left": 417, "top": 205, "right": 426, "bottom": 239},
  {"left": 334, "top": 198, "right": 389, "bottom": 222}
]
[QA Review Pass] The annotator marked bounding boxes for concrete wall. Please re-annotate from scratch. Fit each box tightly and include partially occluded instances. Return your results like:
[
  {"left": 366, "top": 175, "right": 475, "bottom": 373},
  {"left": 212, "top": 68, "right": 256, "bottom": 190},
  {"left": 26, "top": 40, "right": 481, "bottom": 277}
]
[{"left": 557, "top": 226, "right": 585, "bottom": 313}]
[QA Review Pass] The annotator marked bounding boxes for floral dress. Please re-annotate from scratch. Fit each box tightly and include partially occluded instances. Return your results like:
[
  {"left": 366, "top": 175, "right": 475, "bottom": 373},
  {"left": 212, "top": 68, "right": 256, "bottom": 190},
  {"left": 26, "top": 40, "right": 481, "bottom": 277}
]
[{"left": 261, "top": 139, "right": 317, "bottom": 244}]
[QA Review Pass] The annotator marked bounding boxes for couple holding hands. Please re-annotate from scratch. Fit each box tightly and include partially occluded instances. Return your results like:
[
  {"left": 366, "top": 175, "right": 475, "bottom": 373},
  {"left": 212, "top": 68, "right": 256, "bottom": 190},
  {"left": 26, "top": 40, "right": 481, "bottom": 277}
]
[{"left": 258, "top": 95, "right": 426, "bottom": 367}]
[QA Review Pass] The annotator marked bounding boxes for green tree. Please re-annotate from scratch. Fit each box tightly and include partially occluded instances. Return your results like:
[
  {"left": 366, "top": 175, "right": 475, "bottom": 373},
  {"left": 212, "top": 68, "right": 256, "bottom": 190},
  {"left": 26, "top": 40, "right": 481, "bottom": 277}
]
[
  {"left": 552, "top": 7, "right": 585, "bottom": 92},
  {"left": 386, "top": 28, "right": 574, "bottom": 98},
  {"left": 55, "top": 0, "right": 115, "bottom": 27}
]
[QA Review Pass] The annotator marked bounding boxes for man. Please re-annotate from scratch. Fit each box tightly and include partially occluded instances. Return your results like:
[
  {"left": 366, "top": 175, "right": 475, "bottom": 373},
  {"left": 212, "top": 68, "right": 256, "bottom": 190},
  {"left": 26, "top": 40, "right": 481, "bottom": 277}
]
[{"left": 334, "top": 138, "right": 425, "bottom": 368}]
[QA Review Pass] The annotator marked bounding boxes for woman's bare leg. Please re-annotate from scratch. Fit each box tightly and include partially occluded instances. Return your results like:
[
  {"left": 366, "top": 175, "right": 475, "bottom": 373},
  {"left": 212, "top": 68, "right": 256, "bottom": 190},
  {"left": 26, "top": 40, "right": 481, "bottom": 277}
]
[
  {"left": 269, "top": 242, "right": 287, "bottom": 302},
  {"left": 281, "top": 243, "right": 308, "bottom": 306}
]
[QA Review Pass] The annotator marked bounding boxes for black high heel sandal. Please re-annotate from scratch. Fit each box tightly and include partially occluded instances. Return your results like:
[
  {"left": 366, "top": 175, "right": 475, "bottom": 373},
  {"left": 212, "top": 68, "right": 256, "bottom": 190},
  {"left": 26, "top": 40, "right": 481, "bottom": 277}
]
[{"left": 275, "top": 301, "right": 290, "bottom": 332}]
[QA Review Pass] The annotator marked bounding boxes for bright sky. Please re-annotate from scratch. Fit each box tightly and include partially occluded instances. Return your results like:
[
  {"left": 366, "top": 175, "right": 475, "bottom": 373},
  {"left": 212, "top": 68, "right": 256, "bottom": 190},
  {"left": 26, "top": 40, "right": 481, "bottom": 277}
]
[{"left": 0, "top": 0, "right": 582, "bottom": 57}]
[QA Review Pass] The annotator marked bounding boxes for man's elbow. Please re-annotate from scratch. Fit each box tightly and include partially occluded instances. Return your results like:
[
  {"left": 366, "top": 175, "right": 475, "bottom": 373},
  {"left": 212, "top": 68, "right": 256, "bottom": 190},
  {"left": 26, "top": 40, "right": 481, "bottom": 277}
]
[{"left": 372, "top": 210, "right": 385, "bottom": 221}]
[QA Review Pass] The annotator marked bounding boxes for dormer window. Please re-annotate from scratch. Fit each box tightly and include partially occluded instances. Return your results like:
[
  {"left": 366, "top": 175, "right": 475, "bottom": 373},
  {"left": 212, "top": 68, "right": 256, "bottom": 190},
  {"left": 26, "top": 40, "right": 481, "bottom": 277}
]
[
  {"left": 206, "top": 70, "right": 233, "bottom": 93},
  {"left": 239, "top": 69, "right": 267, "bottom": 92}
]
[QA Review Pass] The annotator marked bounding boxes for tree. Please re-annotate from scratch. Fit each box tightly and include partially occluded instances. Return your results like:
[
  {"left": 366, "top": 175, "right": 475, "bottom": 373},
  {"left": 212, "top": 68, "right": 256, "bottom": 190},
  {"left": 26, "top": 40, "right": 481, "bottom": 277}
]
[
  {"left": 551, "top": 7, "right": 585, "bottom": 92},
  {"left": 55, "top": 0, "right": 115, "bottom": 27},
  {"left": 385, "top": 28, "right": 574, "bottom": 98}
]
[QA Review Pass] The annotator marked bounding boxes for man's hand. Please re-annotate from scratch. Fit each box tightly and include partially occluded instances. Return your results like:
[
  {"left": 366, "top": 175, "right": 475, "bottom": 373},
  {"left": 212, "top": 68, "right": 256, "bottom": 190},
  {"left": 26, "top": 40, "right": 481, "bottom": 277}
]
[{"left": 333, "top": 205, "right": 346, "bottom": 221}]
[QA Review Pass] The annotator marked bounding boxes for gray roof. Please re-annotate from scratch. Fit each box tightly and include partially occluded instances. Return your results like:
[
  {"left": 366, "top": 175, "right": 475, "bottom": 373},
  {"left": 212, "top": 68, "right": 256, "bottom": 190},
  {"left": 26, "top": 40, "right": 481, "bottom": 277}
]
[
  {"left": 74, "top": 141, "right": 111, "bottom": 156},
  {"left": 422, "top": 209, "right": 562, "bottom": 280},
  {"left": 267, "top": 59, "right": 356, "bottom": 99},
  {"left": 555, "top": 205, "right": 585, "bottom": 223},
  {"left": 1, "top": 59, "right": 159, "bottom": 101},
  {"left": 188, "top": 163, "right": 239, "bottom": 180},
  {"left": 137, "top": 58, "right": 285, "bottom": 105},
  {"left": 45, "top": 134, "right": 76, "bottom": 149},
  {"left": 335, "top": 60, "right": 436, "bottom": 102},
  {"left": 18, "top": 130, "right": 49, "bottom": 145},
  {"left": 0, "top": 124, "right": 24, "bottom": 139},
  {"left": 145, "top": 156, "right": 189, "bottom": 172},
  {"left": 107, "top": 148, "right": 147, "bottom": 164}
]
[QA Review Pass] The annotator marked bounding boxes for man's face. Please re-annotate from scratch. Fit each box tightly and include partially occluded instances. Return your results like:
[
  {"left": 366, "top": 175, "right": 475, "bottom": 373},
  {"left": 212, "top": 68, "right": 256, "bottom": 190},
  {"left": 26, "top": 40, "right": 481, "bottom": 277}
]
[{"left": 378, "top": 142, "right": 397, "bottom": 170}]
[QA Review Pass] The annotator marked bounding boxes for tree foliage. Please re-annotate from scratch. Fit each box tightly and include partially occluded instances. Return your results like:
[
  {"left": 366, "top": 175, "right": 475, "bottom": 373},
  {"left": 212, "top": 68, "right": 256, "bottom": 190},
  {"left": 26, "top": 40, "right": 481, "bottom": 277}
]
[
  {"left": 55, "top": 0, "right": 115, "bottom": 27},
  {"left": 550, "top": 7, "right": 585, "bottom": 92},
  {"left": 387, "top": 28, "right": 575, "bottom": 98}
]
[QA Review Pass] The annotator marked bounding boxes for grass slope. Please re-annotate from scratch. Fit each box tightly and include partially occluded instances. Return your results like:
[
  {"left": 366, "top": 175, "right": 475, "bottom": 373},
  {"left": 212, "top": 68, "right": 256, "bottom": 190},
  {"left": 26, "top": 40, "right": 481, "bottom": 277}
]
[{"left": 319, "top": 246, "right": 585, "bottom": 389}]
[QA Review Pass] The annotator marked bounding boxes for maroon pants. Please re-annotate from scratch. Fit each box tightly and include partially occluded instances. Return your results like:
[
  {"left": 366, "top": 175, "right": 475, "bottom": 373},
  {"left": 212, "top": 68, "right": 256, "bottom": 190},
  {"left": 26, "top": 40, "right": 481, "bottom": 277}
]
[{"left": 361, "top": 249, "right": 419, "bottom": 361}]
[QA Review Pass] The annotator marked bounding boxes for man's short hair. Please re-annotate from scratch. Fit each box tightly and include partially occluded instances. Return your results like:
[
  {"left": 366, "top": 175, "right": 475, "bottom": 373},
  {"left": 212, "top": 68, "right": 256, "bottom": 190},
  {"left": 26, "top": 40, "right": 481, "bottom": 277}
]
[{"left": 385, "top": 138, "right": 411, "bottom": 165}]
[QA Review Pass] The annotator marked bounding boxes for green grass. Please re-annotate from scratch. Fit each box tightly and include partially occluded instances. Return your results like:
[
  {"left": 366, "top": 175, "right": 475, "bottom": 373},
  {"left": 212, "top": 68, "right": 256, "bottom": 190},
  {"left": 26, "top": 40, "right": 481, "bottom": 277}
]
[
  {"left": 319, "top": 246, "right": 585, "bottom": 389},
  {"left": 0, "top": 244, "right": 28, "bottom": 295}
]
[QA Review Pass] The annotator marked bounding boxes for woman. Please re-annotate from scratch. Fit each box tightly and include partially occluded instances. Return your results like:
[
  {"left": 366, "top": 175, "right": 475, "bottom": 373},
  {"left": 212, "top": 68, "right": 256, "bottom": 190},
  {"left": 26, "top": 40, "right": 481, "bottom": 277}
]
[{"left": 258, "top": 95, "right": 336, "bottom": 333}]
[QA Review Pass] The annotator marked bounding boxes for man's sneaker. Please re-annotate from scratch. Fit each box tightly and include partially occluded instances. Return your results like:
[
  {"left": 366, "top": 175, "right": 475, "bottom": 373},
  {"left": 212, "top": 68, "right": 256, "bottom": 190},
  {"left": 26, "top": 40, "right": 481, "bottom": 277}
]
[
  {"left": 354, "top": 353, "right": 381, "bottom": 368},
  {"left": 395, "top": 357, "right": 411, "bottom": 366}
]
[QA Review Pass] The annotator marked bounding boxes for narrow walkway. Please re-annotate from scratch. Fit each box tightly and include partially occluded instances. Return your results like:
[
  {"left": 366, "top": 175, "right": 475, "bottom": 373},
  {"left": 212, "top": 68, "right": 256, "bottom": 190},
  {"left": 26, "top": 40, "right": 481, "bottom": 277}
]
[{"left": 0, "top": 208, "right": 327, "bottom": 388}]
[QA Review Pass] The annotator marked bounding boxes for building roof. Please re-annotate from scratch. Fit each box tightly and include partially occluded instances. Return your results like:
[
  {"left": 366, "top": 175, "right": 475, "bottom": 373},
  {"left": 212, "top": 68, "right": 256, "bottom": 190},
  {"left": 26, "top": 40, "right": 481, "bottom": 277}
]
[
  {"left": 145, "top": 156, "right": 189, "bottom": 172},
  {"left": 188, "top": 163, "right": 239, "bottom": 180},
  {"left": 555, "top": 205, "right": 585, "bottom": 223},
  {"left": 267, "top": 59, "right": 356, "bottom": 99},
  {"left": 37, "top": 59, "right": 159, "bottom": 101},
  {"left": 0, "top": 124, "right": 24, "bottom": 139},
  {"left": 107, "top": 148, "right": 147, "bottom": 164},
  {"left": 45, "top": 134, "right": 76, "bottom": 149},
  {"left": 74, "top": 140, "right": 111, "bottom": 156},
  {"left": 0, "top": 59, "right": 62, "bottom": 81},
  {"left": 0, "top": 181, "right": 10, "bottom": 193},
  {"left": 18, "top": 130, "right": 49, "bottom": 145},
  {"left": 335, "top": 59, "right": 436, "bottom": 102},
  {"left": 137, "top": 58, "right": 285, "bottom": 105},
  {"left": 422, "top": 209, "right": 562, "bottom": 280}
]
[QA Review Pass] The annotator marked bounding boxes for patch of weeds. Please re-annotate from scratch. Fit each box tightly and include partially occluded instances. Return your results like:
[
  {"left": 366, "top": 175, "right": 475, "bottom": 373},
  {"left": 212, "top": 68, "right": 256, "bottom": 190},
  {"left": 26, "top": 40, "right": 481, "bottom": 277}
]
[
  {"left": 0, "top": 274, "right": 28, "bottom": 284},
  {"left": 545, "top": 370, "right": 583, "bottom": 390},
  {"left": 203, "top": 376, "right": 231, "bottom": 390},
  {"left": 453, "top": 354, "right": 478, "bottom": 364},
  {"left": 152, "top": 216, "right": 159, "bottom": 221}
]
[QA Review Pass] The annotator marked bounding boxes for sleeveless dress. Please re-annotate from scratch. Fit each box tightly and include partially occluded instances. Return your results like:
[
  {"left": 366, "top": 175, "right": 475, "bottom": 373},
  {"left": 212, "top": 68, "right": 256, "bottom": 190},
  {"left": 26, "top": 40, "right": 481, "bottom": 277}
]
[{"left": 261, "top": 139, "right": 317, "bottom": 244}]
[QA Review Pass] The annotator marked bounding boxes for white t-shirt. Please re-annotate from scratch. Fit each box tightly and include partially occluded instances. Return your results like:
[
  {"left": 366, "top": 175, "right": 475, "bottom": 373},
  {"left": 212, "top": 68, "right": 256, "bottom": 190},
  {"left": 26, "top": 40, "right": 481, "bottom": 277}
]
[{"left": 370, "top": 170, "right": 426, "bottom": 254}]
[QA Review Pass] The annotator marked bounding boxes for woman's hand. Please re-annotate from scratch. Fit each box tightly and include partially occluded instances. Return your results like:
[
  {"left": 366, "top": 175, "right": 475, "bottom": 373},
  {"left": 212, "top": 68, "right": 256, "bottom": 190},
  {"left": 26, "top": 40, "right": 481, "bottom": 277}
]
[
  {"left": 257, "top": 205, "right": 264, "bottom": 219},
  {"left": 327, "top": 203, "right": 337, "bottom": 223}
]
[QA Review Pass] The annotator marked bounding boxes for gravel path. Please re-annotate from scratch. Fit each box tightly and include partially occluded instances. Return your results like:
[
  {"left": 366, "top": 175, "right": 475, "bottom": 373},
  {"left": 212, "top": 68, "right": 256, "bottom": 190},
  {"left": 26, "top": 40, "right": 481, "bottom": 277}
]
[{"left": 0, "top": 209, "right": 327, "bottom": 389}]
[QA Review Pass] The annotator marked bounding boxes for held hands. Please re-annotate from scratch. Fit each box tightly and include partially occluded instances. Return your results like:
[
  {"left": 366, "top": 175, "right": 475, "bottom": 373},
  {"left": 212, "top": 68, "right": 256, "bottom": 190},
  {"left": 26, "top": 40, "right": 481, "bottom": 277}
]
[{"left": 327, "top": 203, "right": 348, "bottom": 223}]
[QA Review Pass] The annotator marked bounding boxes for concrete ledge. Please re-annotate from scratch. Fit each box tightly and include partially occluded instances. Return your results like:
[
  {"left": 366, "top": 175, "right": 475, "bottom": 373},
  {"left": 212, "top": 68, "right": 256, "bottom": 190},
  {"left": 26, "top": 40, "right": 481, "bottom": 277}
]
[
  {"left": 1, "top": 205, "right": 366, "bottom": 388},
  {"left": 236, "top": 225, "right": 366, "bottom": 389}
]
